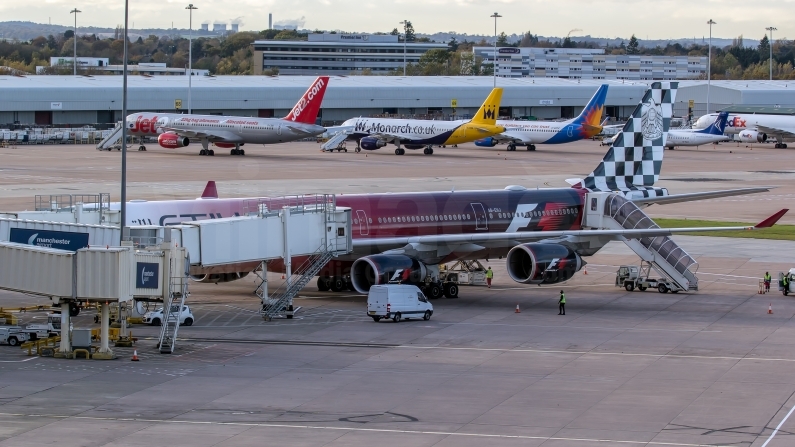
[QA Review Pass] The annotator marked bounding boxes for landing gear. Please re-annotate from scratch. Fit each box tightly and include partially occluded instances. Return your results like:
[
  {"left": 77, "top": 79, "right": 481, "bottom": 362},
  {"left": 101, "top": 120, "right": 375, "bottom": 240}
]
[
  {"left": 527, "top": 144, "right": 536, "bottom": 151},
  {"left": 317, "top": 276, "right": 330, "bottom": 291},
  {"left": 775, "top": 143, "right": 789, "bottom": 149},
  {"left": 138, "top": 145, "right": 147, "bottom": 151},
  {"left": 199, "top": 149, "right": 215, "bottom": 156},
  {"left": 507, "top": 143, "right": 516, "bottom": 151},
  {"left": 346, "top": 277, "right": 356, "bottom": 292},
  {"left": 423, "top": 147, "right": 434, "bottom": 155},
  {"left": 395, "top": 148, "right": 405, "bottom": 155},
  {"left": 443, "top": 282, "right": 459, "bottom": 298},
  {"left": 355, "top": 139, "right": 361, "bottom": 153},
  {"left": 230, "top": 144, "right": 245, "bottom": 156},
  {"left": 329, "top": 276, "right": 345, "bottom": 292},
  {"left": 424, "top": 283, "right": 443, "bottom": 300}
]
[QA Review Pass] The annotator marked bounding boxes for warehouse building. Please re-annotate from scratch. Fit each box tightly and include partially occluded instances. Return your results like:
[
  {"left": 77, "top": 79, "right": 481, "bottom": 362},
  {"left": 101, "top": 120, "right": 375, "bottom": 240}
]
[{"left": 1, "top": 75, "right": 793, "bottom": 127}]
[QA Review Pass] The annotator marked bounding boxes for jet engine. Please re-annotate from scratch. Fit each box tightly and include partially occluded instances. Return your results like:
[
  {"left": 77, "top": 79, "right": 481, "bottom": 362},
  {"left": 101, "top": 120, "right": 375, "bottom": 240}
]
[
  {"left": 738, "top": 130, "right": 767, "bottom": 143},
  {"left": 158, "top": 133, "right": 190, "bottom": 148},
  {"left": 360, "top": 137, "right": 387, "bottom": 150},
  {"left": 475, "top": 137, "right": 498, "bottom": 147},
  {"left": 350, "top": 254, "right": 427, "bottom": 293},
  {"left": 190, "top": 272, "right": 249, "bottom": 283},
  {"left": 506, "top": 243, "right": 584, "bottom": 285}
]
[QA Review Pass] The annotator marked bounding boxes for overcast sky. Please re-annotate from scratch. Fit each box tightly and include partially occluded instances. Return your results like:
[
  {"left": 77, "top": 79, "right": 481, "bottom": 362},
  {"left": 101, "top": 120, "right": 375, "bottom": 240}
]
[{"left": 1, "top": 0, "right": 789, "bottom": 41}]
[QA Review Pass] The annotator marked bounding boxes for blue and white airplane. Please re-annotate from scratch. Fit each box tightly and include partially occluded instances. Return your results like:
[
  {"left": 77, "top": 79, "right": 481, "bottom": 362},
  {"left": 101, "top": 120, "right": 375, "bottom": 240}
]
[
  {"left": 665, "top": 112, "right": 730, "bottom": 149},
  {"left": 475, "top": 84, "right": 608, "bottom": 151}
]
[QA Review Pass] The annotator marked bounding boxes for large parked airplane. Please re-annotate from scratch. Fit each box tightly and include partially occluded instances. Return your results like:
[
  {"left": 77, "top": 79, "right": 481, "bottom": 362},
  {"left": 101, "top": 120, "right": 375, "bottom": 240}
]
[
  {"left": 475, "top": 84, "right": 608, "bottom": 151},
  {"left": 666, "top": 112, "right": 730, "bottom": 149},
  {"left": 321, "top": 88, "right": 505, "bottom": 155},
  {"left": 694, "top": 111, "right": 795, "bottom": 148},
  {"left": 123, "top": 82, "right": 784, "bottom": 299},
  {"left": 125, "top": 76, "right": 329, "bottom": 156}
]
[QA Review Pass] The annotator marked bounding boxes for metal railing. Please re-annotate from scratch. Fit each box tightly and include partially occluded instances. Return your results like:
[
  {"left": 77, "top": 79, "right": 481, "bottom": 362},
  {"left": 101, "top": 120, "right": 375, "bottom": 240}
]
[
  {"left": 242, "top": 194, "right": 336, "bottom": 217},
  {"left": 34, "top": 193, "right": 111, "bottom": 213}
]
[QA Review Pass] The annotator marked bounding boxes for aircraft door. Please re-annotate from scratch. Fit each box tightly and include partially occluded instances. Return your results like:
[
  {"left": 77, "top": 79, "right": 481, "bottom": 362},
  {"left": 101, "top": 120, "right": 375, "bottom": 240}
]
[
  {"left": 470, "top": 203, "right": 488, "bottom": 230},
  {"left": 356, "top": 210, "right": 369, "bottom": 235}
]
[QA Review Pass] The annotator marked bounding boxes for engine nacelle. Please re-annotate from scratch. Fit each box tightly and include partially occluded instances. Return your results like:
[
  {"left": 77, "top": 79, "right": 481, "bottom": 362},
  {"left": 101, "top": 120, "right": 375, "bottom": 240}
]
[
  {"left": 350, "top": 254, "right": 427, "bottom": 293},
  {"left": 158, "top": 133, "right": 190, "bottom": 149},
  {"left": 360, "top": 137, "right": 387, "bottom": 150},
  {"left": 506, "top": 243, "right": 583, "bottom": 285},
  {"left": 475, "top": 137, "right": 498, "bottom": 147},
  {"left": 738, "top": 130, "right": 767, "bottom": 143},
  {"left": 190, "top": 272, "right": 249, "bottom": 283}
]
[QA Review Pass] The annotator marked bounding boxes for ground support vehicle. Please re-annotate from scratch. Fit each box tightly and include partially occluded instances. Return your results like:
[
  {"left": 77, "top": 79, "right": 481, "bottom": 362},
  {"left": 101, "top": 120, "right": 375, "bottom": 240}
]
[{"left": 616, "top": 263, "right": 685, "bottom": 294}]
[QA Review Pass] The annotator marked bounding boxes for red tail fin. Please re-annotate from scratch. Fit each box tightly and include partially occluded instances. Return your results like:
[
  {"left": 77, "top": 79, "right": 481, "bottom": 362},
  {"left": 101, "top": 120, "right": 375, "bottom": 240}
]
[
  {"left": 200, "top": 181, "right": 218, "bottom": 199},
  {"left": 284, "top": 76, "right": 329, "bottom": 124}
]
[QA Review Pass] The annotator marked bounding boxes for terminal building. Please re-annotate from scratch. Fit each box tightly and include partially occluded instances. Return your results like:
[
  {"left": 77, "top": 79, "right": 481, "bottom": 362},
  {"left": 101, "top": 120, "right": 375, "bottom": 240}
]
[
  {"left": 1, "top": 75, "right": 794, "bottom": 127},
  {"left": 474, "top": 47, "right": 707, "bottom": 81},
  {"left": 252, "top": 33, "right": 448, "bottom": 75}
]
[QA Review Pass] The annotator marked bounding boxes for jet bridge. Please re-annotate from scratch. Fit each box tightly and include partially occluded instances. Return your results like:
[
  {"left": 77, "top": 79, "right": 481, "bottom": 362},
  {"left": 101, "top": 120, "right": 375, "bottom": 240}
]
[{"left": 584, "top": 192, "right": 699, "bottom": 292}]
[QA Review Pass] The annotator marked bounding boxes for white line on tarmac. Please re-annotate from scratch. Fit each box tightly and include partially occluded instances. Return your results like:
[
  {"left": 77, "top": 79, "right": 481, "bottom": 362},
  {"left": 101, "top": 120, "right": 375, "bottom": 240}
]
[
  {"left": 761, "top": 404, "right": 795, "bottom": 447},
  {"left": 437, "top": 322, "right": 721, "bottom": 333},
  {"left": 0, "top": 357, "right": 38, "bottom": 363},
  {"left": 0, "top": 412, "right": 721, "bottom": 447},
  {"left": 396, "top": 345, "right": 795, "bottom": 363}
]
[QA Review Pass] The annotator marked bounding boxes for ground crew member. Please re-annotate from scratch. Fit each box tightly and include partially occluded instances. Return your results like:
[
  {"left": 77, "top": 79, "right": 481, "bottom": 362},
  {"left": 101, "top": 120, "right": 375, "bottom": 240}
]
[
  {"left": 558, "top": 290, "right": 566, "bottom": 315},
  {"left": 486, "top": 267, "right": 494, "bottom": 288},
  {"left": 764, "top": 272, "right": 772, "bottom": 292},
  {"left": 784, "top": 275, "right": 790, "bottom": 292}
]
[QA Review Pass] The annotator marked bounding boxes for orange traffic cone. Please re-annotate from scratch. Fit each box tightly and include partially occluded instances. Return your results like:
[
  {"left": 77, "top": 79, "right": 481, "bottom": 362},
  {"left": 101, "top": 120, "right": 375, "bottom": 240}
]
[
  {"left": 768, "top": 303, "right": 773, "bottom": 314},
  {"left": 131, "top": 350, "right": 139, "bottom": 361},
  {"left": 583, "top": 267, "right": 588, "bottom": 275},
  {"left": 515, "top": 304, "right": 521, "bottom": 313},
  {"left": 281, "top": 274, "right": 285, "bottom": 279}
]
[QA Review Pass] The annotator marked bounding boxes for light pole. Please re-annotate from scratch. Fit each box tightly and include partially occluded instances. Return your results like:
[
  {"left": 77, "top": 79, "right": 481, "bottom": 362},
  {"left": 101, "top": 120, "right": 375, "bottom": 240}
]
[
  {"left": 399, "top": 20, "right": 408, "bottom": 76},
  {"left": 706, "top": 19, "right": 716, "bottom": 115},
  {"left": 186, "top": 4, "right": 197, "bottom": 114},
  {"left": 490, "top": 12, "right": 501, "bottom": 87},
  {"left": 70, "top": 8, "right": 81, "bottom": 75},
  {"left": 765, "top": 26, "right": 777, "bottom": 80},
  {"left": 120, "top": 0, "right": 129, "bottom": 243}
]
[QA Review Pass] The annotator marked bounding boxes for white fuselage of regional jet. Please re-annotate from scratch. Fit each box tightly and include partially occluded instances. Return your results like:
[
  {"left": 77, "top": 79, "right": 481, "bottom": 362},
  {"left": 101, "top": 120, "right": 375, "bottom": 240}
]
[
  {"left": 127, "top": 113, "right": 326, "bottom": 145},
  {"left": 694, "top": 113, "right": 795, "bottom": 135},
  {"left": 665, "top": 129, "right": 729, "bottom": 147}
]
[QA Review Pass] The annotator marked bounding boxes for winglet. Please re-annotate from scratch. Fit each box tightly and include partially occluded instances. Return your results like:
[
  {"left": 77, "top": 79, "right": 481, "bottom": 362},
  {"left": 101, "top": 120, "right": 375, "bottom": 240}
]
[
  {"left": 755, "top": 209, "right": 789, "bottom": 228},
  {"left": 200, "top": 181, "right": 218, "bottom": 199}
]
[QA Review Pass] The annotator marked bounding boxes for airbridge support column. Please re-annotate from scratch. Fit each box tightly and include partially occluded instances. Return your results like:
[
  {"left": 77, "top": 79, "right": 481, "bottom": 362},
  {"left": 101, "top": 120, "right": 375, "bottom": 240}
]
[
  {"left": 59, "top": 304, "right": 71, "bottom": 354},
  {"left": 93, "top": 302, "right": 115, "bottom": 359},
  {"left": 282, "top": 207, "right": 292, "bottom": 311}
]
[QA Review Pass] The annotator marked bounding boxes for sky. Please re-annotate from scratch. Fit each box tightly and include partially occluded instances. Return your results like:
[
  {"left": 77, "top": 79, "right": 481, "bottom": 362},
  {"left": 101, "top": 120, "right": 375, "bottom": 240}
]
[{"left": 1, "top": 0, "right": 790, "bottom": 41}]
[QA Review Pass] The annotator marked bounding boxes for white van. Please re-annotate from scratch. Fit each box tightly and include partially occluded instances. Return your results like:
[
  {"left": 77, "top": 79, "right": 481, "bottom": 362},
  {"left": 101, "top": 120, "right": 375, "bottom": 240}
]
[{"left": 367, "top": 284, "right": 433, "bottom": 322}]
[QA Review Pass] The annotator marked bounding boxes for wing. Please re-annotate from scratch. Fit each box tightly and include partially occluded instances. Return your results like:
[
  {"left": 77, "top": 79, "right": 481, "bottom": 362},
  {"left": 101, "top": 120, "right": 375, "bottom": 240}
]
[
  {"left": 756, "top": 125, "right": 795, "bottom": 140},
  {"left": 490, "top": 131, "right": 527, "bottom": 144},
  {"left": 158, "top": 127, "right": 244, "bottom": 143},
  {"left": 631, "top": 187, "right": 774, "bottom": 206},
  {"left": 352, "top": 209, "right": 788, "bottom": 253}
]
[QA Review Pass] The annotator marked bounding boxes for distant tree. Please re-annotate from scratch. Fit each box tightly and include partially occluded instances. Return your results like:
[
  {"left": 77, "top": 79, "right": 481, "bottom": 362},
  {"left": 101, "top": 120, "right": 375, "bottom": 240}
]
[
  {"left": 64, "top": 30, "right": 74, "bottom": 39},
  {"left": 562, "top": 36, "right": 576, "bottom": 48},
  {"left": 758, "top": 34, "right": 770, "bottom": 61},
  {"left": 404, "top": 21, "right": 415, "bottom": 42},
  {"left": 627, "top": 34, "right": 640, "bottom": 54},
  {"left": 448, "top": 36, "right": 459, "bottom": 52},
  {"left": 518, "top": 31, "right": 538, "bottom": 47},
  {"left": 390, "top": 28, "right": 399, "bottom": 36},
  {"left": 496, "top": 32, "right": 509, "bottom": 47}
]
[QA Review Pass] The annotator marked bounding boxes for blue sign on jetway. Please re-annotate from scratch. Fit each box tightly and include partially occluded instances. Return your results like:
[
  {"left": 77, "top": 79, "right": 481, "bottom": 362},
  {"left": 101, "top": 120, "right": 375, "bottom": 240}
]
[
  {"left": 9, "top": 228, "right": 89, "bottom": 252},
  {"left": 136, "top": 262, "right": 160, "bottom": 289}
]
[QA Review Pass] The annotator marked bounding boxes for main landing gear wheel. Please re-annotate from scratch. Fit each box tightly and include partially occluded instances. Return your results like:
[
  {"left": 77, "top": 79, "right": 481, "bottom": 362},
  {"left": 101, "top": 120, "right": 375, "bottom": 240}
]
[
  {"left": 395, "top": 148, "right": 405, "bottom": 155},
  {"left": 200, "top": 149, "right": 206, "bottom": 155},
  {"left": 425, "top": 283, "right": 443, "bottom": 300},
  {"left": 230, "top": 149, "right": 245, "bottom": 155},
  {"left": 355, "top": 146, "right": 361, "bottom": 153},
  {"left": 423, "top": 147, "right": 434, "bottom": 155},
  {"left": 199, "top": 149, "right": 215, "bottom": 156},
  {"left": 138, "top": 145, "right": 147, "bottom": 151},
  {"left": 330, "top": 276, "right": 345, "bottom": 292},
  {"left": 443, "top": 282, "right": 459, "bottom": 298},
  {"left": 317, "top": 277, "right": 330, "bottom": 291},
  {"left": 775, "top": 143, "right": 789, "bottom": 149},
  {"left": 527, "top": 144, "right": 536, "bottom": 151},
  {"left": 507, "top": 143, "right": 516, "bottom": 151}
]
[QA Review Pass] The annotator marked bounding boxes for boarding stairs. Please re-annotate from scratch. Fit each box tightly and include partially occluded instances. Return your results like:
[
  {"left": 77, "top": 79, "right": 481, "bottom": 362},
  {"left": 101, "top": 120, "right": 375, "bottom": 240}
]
[
  {"left": 320, "top": 130, "right": 350, "bottom": 152},
  {"left": 601, "top": 194, "right": 699, "bottom": 291},
  {"left": 158, "top": 261, "right": 189, "bottom": 353},
  {"left": 96, "top": 122, "right": 123, "bottom": 151},
  {"left": 261, "top": 249, "right": 335, "bottom": 320}
]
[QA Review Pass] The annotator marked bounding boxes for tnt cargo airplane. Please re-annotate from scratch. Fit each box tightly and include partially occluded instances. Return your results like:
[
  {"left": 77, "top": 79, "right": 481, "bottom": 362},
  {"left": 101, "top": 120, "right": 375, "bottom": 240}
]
[
  {"left": 122, "top": 82, "right": 785, "bottom": 299},
  {"left": 694, "top": 111, "right": 795, "bottom": 148},
  {"left": 665, "top": 112, "right": 730, "bottom": 149},
  {"left": 475, "top": 84, "right": 608, "bottom": 151},
  {"left": 321, "top": 88, "right": 505, "bottom": 155},
  {"left": 125, "top": 76, "right": 329, "bottom": 156}
]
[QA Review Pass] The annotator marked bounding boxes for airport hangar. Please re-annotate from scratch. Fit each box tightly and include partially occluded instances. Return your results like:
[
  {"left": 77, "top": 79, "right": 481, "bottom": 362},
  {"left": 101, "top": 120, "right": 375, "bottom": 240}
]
[{"left": 2, "top": 75, "right": 795, "bottom": 127}]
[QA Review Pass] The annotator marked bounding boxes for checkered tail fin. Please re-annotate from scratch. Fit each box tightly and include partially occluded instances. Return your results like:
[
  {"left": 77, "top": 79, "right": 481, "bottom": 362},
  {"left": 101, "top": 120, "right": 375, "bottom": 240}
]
[{"left": 582, "top": 82, "right": 678, "bottom": 198}]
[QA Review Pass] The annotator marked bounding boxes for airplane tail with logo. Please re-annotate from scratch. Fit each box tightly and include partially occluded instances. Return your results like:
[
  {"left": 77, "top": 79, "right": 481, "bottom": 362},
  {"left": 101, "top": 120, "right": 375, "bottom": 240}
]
[
  {"left": 572, "top": 84, "right": 608, "bottom": 130},
  {"left": 581, "top": 82, "right": 678, "bottom": 198},
  {"left": 469, "top": 88, "right": 504, "bottom": 125},
  {"left": 284, "top": 76, "right": 330, "bottom": 124},
  {"left": 696, "top": 111, "right": 729, "bottom": 135}
]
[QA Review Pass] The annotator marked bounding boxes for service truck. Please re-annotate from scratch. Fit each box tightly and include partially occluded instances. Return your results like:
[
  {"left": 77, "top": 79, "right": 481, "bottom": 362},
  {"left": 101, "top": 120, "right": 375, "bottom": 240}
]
[{"left": 616, "top": 265, "right": 684, "bottom": 294}]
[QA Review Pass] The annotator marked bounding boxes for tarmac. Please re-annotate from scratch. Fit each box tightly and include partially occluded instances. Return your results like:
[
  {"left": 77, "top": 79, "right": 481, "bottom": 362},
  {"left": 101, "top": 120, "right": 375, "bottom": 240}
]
[{"left": 0, "top": 139, "right": 794, "bottom": 446}]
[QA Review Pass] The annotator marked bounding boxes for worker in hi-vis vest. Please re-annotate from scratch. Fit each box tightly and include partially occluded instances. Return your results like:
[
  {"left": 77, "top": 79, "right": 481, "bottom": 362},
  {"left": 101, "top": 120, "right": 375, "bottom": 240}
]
[
  {"left": 764, "top": 272, "right": 772, "bottom": 292},
  {"left": 486, "top": 267, "right": 494, "bottom": 288},
  {"left": 558, "top": 290, "right": 566, "bottom": 315}
]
